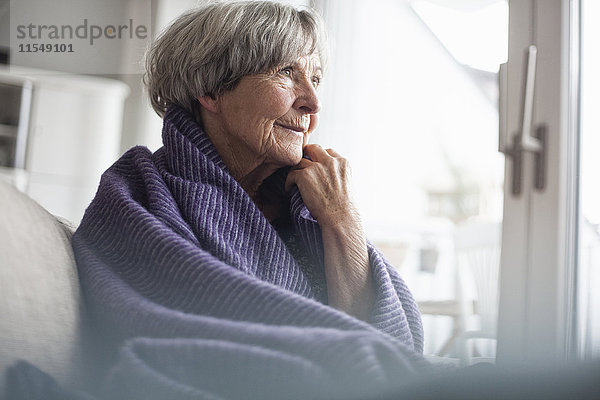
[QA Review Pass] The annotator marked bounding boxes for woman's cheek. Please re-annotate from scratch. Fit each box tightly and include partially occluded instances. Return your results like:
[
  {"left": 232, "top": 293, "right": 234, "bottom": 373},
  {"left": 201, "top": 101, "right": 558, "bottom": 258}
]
[
  {"left": 273, "top": 82, "right": 293, "bottom": 99},
  {"left": 269, "top": 93, "right": 294, "bottom": 116}
]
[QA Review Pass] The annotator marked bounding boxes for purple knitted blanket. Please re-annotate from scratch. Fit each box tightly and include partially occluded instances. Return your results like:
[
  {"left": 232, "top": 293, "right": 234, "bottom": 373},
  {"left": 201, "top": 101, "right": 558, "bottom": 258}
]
[{"left": 72, "top": 105, "right": 425, "bottom": 399}]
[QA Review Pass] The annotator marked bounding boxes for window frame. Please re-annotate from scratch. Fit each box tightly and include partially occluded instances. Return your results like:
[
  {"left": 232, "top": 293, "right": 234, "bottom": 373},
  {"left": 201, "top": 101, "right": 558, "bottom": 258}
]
[{"left": 496, "top": 0, "right": 580, "bottom": 364}]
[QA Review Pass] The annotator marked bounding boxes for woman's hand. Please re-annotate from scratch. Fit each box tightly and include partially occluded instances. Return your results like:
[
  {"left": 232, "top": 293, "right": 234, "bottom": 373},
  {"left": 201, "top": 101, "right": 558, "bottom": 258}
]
[
  {"left": 285, "top": 144, "right": 356, "bottom": 228},
  {"left": 285, "top": 144, "right": 375, "bottom": 321}
]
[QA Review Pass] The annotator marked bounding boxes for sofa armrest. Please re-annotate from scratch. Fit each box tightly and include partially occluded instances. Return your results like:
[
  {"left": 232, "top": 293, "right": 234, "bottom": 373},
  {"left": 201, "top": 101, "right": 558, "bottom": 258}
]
[{"left": 0, "top": 179, "right": 84, "bottom": 394}]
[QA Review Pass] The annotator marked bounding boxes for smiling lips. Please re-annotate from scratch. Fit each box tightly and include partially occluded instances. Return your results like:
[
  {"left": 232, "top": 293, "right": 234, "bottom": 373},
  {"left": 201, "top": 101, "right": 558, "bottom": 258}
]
[{"left": 275, "top": 122, "right": 307, "bottom": 135}]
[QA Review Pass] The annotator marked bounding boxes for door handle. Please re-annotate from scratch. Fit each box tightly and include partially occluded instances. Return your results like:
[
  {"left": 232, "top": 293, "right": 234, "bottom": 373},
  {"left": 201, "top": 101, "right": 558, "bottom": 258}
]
[{"left": 500, "top": 45, "right": 547, "bottom": 196}]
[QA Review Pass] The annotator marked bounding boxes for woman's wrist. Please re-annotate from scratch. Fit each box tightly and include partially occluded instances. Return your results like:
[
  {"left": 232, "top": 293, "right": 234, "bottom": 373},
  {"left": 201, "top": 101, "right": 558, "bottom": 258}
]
[
  {"left": 320, "top": 215, "right": 374, "bottom": 321},
  {"left": 316, "top": 203, "right": 362, "bottom": 231}
]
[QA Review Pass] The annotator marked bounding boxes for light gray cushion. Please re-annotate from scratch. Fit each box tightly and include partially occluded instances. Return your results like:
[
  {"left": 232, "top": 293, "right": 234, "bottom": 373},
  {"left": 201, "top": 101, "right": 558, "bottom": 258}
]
[{"left": 0, "top": 179, "right": 84, "bottom": 393}]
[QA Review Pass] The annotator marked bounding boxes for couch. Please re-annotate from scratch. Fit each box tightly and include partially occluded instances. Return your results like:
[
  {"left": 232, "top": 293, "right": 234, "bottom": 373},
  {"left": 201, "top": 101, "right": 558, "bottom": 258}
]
[{"left": 0, "top": 178, "right": 85, "bottom": 396}]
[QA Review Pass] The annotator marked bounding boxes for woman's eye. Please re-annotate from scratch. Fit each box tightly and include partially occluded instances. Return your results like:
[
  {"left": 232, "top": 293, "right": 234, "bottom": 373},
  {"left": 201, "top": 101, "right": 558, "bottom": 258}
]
[{"left": 279, "top": 67, "right": 293, "bottom": 77}]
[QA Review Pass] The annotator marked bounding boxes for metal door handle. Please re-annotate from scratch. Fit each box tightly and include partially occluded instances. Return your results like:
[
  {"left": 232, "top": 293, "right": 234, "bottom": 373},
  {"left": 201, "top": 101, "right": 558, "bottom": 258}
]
[{"left": 500, "top": 45, "right": 547, "bottom": 196}]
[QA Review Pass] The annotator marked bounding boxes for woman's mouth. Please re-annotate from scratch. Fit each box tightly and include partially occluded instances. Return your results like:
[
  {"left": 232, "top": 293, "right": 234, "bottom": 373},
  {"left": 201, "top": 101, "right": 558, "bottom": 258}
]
[{"left": 275, "top": 123, "right": 306, "bottom": 136}]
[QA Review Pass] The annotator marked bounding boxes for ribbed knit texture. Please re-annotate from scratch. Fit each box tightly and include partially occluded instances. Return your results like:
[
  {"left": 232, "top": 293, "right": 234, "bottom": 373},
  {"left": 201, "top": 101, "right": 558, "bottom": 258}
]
[{"left": 72, "top": 105, "right": 425, "bottom": 400}]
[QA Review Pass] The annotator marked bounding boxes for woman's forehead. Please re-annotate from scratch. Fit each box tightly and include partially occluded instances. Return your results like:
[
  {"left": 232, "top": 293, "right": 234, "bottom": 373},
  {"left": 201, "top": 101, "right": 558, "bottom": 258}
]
[{"left": 290, "top": 54, "right": 322, "bottom": 74}]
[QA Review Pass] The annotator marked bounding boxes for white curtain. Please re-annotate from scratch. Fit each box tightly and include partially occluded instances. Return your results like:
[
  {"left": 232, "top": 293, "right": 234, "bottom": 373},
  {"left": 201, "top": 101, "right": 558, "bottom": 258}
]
[{"left": 311, "top": 0, "right": 501, "bottom": 235}]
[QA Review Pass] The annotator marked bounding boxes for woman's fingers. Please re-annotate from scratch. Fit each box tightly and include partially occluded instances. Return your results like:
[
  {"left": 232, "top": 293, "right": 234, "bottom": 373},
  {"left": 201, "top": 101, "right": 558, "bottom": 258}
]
[
  {"left": 292, "top": 157, "right": 313, "bottom": 170},
  {"left": 302, "top": 143, "right": 332, "bottom": 163},
  {"left": 325, "top": 148, "right": 342, "bottom": 157},
  {"left": 303, "top": 144, "right": 344, "bottom": 165},
  {"left": 285, "top": 145, "right": 357, "bottom": 228}
]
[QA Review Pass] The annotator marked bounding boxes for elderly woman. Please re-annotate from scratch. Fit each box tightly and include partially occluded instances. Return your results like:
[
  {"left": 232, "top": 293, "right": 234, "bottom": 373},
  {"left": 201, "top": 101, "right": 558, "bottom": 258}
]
[
  {"left": 65, "top": 1, "right": 424, "bottom": 399},
  {"left": 145, "top": 1, "right": 372, "bottom": 321}
]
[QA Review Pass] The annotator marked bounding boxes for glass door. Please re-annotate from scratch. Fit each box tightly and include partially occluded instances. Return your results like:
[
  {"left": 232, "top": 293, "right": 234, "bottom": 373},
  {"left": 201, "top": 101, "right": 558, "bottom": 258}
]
[
  {"left": 497, "top": 0, "right": 580, "bottom": 365},
  {"left": 314, "top": 0, "right": 594, "bottom": 367}
]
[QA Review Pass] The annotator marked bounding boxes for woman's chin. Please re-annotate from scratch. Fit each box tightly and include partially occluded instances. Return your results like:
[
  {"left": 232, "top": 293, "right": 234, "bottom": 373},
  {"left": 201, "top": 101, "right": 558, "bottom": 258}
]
[
  {"left": 279, "top": 150, "right": 303, "bottom": 167},
  {"left": 270, "top": 141, "right": 304, "bottom": 167}
]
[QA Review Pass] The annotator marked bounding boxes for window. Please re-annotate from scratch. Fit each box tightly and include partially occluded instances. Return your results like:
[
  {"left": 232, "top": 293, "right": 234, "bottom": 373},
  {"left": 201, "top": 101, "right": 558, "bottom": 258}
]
[
  {"left": 314, "top": 0, "right": 508, "bottom": 363},
  {"left": 577, "top": 0, "right": 600, "bottom": 359}
]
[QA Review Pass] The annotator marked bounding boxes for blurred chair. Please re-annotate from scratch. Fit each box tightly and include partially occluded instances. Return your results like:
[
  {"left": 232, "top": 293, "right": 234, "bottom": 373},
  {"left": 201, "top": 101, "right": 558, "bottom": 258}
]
[
  {"left": 454, "top": 220, "right": 501, "bottom": 366},
  {"left": 418, "top": 298, "right": 471, "bottom": 357}
]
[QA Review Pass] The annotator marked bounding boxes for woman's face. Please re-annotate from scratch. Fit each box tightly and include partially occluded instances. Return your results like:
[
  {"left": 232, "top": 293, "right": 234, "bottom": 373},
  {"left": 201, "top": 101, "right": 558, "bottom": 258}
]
[{"left": 213, "top": 54, "right": 322, "bottom": 168}]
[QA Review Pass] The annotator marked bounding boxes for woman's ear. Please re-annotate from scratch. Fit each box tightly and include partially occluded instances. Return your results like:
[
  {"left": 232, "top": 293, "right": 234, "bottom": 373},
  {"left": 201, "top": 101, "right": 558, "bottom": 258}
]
[{"left": 197, "top": 95, "right": 219, "bottom": 114}]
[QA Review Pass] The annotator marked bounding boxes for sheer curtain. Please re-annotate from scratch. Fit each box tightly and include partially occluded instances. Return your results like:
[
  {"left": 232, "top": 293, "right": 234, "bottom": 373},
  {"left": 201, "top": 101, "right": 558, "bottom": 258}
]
[
  {"left": 312, "top": 0, "right": 505, "bottom": 357},
  {"left": 313, "top": 0, "right": 501, "bottom": 231}
]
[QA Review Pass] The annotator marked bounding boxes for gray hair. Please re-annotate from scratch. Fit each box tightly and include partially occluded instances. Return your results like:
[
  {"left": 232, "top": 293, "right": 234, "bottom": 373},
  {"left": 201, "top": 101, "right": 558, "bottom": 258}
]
[{"left": 144, "top": 1, "right": 327, "bottom": 118}]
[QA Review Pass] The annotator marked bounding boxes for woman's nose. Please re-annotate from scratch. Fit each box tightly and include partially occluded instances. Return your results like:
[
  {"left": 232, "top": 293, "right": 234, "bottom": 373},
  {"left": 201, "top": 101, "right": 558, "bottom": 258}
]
[{"left": 294, "top": 79, "right": 321, "bottom": 114}]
